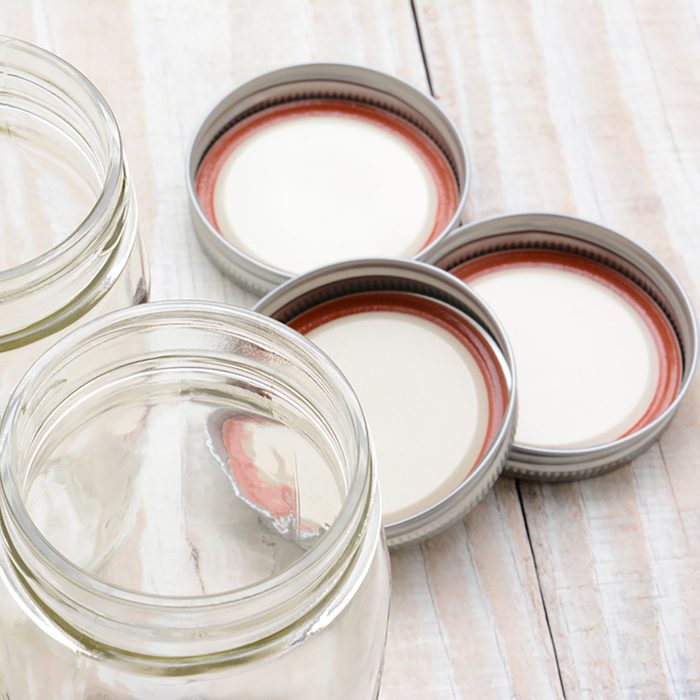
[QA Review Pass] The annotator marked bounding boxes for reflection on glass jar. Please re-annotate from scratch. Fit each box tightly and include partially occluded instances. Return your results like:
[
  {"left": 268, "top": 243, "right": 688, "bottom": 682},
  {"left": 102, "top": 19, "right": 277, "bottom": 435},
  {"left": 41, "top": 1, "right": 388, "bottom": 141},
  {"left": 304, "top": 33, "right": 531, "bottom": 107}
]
[
  {"left": 0, "top": 36, "right": 148, "bottom": 410},
  {"left": 0, "top": 303, "right": 390, "bottom": 699}
]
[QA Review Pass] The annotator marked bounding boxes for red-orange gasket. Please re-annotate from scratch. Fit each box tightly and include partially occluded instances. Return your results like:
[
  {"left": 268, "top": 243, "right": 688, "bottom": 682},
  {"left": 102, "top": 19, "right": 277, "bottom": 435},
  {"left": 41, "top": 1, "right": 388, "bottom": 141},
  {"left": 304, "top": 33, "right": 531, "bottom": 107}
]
[
  {"left": 452, "top": 249, "right": 682, "bottom": 440},
  {"left": 195, "top": 99, "right": 459, "bottom": 251},
  {"left": 221, "top": 416, "right": 320, "bottom": 537},
  {"left": 289, "top": 290, "right": 509, "bottom": 476}
]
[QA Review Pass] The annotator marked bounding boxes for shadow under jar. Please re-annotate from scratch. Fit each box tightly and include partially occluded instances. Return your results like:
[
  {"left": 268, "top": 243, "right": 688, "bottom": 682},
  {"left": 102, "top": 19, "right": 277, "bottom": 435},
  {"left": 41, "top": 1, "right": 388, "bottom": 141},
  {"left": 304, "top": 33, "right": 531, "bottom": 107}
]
[
  {"left": 0, "top": 302, "right": 390, "bottom": 699},
  {"left": 0, "top": 36, "right": 148, "bottom": 410}
]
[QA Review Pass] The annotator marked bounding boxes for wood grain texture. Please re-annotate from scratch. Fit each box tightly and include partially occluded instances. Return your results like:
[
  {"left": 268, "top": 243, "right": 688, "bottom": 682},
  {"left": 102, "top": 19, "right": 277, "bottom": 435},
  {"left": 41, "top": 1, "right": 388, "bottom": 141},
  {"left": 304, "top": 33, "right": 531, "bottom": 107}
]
[
  {"left": 1, "top": 2, "right": 557, "bottom": 698},
  {"left": 384, "top": 481, "right": 561, "bottom": 699},
  {"left": 416, "top": 0, "right": 700, "bottom": 697},
  {"left": 1, "top": 0, "right": 699, "bottom": 697}
]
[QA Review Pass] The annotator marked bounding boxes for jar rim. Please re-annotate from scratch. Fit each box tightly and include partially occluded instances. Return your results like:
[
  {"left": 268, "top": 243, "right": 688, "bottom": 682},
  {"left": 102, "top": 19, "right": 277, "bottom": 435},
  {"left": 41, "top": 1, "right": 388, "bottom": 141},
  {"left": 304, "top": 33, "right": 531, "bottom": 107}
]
[
  {"left": 0, "top": 300, "right": 380, "bottom": 665},
  {"left": 0, "top": 35, "right": 123, "bottom": 287},
  {"left": 0, "top": 301, "right": 373, "bottom": 647}
]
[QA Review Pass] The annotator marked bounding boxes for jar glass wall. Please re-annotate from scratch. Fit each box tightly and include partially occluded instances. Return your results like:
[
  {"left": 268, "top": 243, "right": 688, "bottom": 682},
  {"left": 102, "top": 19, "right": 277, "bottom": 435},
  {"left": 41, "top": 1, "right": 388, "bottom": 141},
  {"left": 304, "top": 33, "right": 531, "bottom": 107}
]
[
  {"left": 0, "top": 36, "right": 148, "bottom": 410},
  {"left": 0, "top": 302, "right": 390, "bottom": 699}
]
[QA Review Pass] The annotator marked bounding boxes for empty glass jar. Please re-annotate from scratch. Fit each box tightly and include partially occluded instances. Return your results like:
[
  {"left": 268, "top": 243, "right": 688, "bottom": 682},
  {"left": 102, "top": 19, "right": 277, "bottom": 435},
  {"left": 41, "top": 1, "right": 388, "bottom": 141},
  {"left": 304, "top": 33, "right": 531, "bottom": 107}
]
[
  {"left": 0, "top": 302, "right": 390, "bottom": 698},
  {"left": 0, "top": 36, "right": 147, "bottom": 411}
]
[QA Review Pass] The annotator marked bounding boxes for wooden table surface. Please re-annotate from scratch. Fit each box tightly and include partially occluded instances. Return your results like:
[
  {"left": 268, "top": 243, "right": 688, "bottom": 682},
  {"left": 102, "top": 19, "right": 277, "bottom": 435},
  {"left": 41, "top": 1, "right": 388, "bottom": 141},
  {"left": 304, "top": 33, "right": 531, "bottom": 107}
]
[{"left": 2, "top": 1, "right": 699, "bottom": 698}]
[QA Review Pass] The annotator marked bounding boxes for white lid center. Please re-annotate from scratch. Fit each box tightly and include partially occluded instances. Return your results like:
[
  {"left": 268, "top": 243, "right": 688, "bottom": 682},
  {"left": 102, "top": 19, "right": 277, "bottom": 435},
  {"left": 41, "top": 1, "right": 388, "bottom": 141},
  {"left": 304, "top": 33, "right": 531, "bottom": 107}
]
[
  {"left": 470, "top": 265, "right": 660, "bottom": 448},
  {"left": 213, "top": 113, "right": 439, "bottom": 274},
  {"left": 306, "top": 310, "right": 489, "bottom": 525}
]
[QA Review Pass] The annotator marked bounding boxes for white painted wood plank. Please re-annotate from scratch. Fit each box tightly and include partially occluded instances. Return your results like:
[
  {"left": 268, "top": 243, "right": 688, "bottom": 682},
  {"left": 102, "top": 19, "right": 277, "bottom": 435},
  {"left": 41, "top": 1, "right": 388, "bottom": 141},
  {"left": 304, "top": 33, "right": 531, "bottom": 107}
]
[
  {"left": 384, "top": 482, "right": 562, "bottom": 699},
  {"left": 417, "top": 0, "right": 700, "bottom": 697}
]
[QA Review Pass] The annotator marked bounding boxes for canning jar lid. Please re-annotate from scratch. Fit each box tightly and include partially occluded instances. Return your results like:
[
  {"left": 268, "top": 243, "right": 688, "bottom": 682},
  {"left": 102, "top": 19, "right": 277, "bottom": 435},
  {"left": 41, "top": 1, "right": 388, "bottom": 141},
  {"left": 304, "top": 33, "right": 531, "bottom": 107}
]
[
  {"left": 187, "top": 64, "right": 468, "bottom": 293},
  {"left": 255, "top": 258, "right": 517, "bottom": 546},
  {"left": 425, "top": 212, "right": 698, "bottom": 480}
]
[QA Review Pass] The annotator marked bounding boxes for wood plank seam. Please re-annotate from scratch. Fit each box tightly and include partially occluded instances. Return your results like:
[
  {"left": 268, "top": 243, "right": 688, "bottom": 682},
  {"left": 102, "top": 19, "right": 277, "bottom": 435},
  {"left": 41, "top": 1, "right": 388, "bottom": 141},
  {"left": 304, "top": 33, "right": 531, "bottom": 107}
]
[
  {"left": 516, "top": 481, "right": 568, "bottom": 699},
  {"left": 409, "top": 3, "right": 568, "bottom": 697},
  {"left": 410, "top": 0, "right": 436, "bottom": 96}
]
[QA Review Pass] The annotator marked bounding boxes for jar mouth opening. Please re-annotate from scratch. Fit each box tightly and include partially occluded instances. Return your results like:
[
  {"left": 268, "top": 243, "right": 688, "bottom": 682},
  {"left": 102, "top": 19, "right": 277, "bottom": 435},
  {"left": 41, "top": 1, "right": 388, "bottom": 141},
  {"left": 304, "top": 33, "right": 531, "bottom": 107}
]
[
  {"left": 0, "top": 36, "right": 122, "bottom": 286},
  {"left": 0, "top": 302, "right": 372, "bottom": 614}
]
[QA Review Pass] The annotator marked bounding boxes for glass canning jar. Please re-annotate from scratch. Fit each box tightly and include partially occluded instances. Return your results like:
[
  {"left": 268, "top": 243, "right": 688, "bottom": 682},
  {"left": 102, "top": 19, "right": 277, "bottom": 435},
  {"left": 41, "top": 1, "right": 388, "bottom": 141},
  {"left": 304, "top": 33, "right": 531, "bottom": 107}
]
[
  {"left": 0, "top": 36, "right": 148, "bottom": 410},
  {"left": 0, "top": 302, "right": 390, "bottom": 699}
]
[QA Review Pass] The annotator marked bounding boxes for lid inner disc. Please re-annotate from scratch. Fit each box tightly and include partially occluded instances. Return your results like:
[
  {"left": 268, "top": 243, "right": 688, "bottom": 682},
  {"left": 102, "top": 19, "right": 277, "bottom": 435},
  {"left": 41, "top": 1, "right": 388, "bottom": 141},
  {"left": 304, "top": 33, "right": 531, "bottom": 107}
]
[
  {"left": 289, "top": 291, "right": 507, "bottom": 527},
  {"left": 453, "top": 249, "right": 682, "bottom": 449},
  {"left": 196, "top": 99, "right": 459, "bottom": 275}
]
